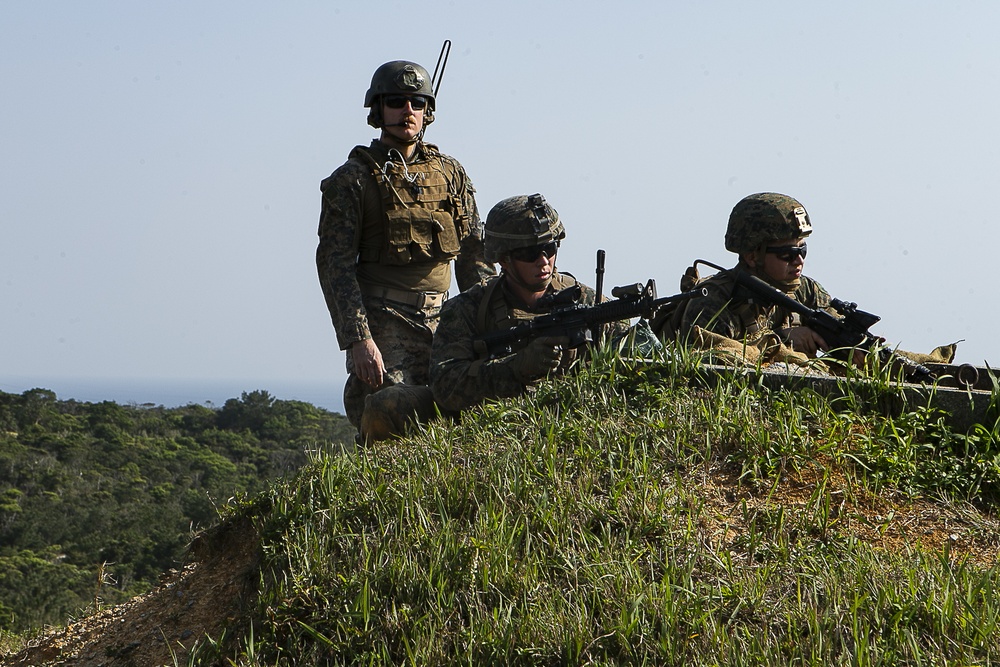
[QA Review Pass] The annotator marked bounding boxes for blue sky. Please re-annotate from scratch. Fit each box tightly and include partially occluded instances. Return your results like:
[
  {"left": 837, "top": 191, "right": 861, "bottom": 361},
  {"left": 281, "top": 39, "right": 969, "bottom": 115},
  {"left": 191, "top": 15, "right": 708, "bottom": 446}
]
[{"left": 3, "top": 2, "right": 998, "bottom": 413}]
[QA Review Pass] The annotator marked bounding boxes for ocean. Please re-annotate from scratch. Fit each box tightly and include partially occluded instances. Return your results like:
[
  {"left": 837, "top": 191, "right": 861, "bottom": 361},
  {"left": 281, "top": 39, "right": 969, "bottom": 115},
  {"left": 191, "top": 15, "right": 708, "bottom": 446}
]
[{"left": 1, "top": 376, "right": 347, "bottom": 415}]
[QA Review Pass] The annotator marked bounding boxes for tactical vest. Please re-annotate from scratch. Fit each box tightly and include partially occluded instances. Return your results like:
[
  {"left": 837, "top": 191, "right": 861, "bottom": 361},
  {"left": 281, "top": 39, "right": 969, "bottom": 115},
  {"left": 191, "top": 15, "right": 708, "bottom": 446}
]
[
  {"left": 350, "top": 144, "right": 468, "bottom": 266},
  {"left": 652, "top": 263, "right": 807, "bottom": 341},
  {"left": 713, "top": 270, "right": 822, "bottom": 338},
  {"left": 474, "top": 272, "right": 580, "bottom": 339}
]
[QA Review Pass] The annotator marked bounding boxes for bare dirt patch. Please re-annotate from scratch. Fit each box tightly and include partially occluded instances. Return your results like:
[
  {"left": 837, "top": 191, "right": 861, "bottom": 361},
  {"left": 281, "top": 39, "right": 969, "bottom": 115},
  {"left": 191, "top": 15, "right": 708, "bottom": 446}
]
[
  {"left": 4, "top": 517, "right": 259, "bottom": 667},
  {"left": 697, "top": 459, "right": 1000, "bottom": 567}
]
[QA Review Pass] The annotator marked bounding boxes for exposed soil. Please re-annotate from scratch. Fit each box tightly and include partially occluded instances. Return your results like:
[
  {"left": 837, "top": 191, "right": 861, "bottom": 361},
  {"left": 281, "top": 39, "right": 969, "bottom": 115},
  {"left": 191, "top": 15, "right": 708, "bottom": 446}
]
[
  {"left": 698, "top": 459, "right": 1000, "bottom": 568},
  {"left": 5, "top": 465, "right": 998, "bottom": 666},
  {"left": 4, "top": 517, "right": 260, "bottom": 667}
]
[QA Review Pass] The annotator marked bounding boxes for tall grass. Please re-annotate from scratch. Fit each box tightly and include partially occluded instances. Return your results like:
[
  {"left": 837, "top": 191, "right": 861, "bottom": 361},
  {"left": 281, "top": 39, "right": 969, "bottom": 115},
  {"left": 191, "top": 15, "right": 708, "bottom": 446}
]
[{"left": 201, "top": 349, "right": 1000, "bottom": 665}]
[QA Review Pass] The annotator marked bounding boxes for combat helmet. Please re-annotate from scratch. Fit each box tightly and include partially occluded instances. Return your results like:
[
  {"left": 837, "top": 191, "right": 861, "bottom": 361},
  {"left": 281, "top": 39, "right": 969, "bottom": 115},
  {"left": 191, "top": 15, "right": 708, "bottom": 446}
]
[
  {"left": 484, "top": 194, "right": 566, "bottom": 264},
  {"left": 725, "top": 192, "right": 812, "bottom": 254},
  {"left": 364, "top": 60, "right": 436, "bottom": 129}
]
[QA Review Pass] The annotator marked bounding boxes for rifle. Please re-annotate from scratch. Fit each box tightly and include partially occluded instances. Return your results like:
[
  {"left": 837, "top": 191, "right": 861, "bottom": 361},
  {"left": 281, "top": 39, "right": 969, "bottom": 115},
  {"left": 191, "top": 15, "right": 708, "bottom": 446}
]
[
  {"left": 594, "top": 249, "right": 606, "bottom": 345},
  {"left": 595, "top": 249, "right": 606, "bottom": 303},
  {"left": 475, "top": 279, "right": 705, "bottom": 358},
  {"left": 696, "top": 260, "right": 935, "bottom": 383}
]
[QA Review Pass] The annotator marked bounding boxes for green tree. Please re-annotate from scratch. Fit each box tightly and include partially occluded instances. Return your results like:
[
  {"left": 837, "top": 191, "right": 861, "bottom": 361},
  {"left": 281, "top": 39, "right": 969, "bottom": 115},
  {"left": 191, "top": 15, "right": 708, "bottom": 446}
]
[{"left": 0, "top": 386, "right": 353, "bottom": 633}]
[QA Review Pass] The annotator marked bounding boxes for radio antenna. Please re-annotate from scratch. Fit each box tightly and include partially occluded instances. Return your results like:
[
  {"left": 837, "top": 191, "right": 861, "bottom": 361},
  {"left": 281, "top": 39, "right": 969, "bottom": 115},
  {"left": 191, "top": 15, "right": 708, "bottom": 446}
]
[{"left": 431, "top": 39, "right": 451, "bottom": 98}]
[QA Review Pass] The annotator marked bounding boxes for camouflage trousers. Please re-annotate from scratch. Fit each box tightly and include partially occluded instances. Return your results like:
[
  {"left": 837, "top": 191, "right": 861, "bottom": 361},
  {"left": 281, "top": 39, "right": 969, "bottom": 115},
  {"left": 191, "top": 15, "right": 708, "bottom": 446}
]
[{"left": 343, "top": 298, "right": 438, "bottom": 428}]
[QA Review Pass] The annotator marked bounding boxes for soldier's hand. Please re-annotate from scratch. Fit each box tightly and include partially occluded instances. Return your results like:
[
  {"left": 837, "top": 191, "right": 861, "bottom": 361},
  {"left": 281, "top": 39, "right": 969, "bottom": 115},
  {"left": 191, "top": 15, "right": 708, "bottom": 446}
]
[
  {"left": 850, "top": 339, "right": 884, "bottom": 369},
  {"left": 783, "top": 326, "right": 829, "bottom": 358},
  {"left": 351, "top": 338, "right": 386, "bottom": 388},
  {"left": 510, "top": 335, "right": 570, "bottom": 382}
]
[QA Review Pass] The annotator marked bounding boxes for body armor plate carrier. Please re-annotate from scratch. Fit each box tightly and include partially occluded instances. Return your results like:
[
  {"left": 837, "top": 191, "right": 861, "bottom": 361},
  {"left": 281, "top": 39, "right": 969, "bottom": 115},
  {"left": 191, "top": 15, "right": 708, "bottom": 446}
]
[{"left": 350, "top": 144, "right": 468, "bottom": 266}]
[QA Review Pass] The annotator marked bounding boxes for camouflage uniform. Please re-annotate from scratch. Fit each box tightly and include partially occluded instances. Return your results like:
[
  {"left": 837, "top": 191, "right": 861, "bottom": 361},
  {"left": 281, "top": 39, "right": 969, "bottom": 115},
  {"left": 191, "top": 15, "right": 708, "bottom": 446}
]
[
  {"left": 431, "top": 271, "right": 624, "bottom": 413},
  {"left": 657, "top": 192, "right": 951, "bottom": 370},
  {"left": 317, "top": 137, "right": 493, "bottom": 427},
  {"left": 648, "top": 192, "right": 826, "bottom": 360},
  {"left": 663, "top": 263, "right": 835, "bottom": 357}
]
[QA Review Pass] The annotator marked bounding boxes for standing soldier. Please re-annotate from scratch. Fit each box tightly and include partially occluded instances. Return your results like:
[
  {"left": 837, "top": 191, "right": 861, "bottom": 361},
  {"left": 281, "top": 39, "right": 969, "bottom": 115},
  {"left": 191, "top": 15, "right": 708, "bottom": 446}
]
[{"left": 316, "top": 60, "right": 494, "bottom": 433}]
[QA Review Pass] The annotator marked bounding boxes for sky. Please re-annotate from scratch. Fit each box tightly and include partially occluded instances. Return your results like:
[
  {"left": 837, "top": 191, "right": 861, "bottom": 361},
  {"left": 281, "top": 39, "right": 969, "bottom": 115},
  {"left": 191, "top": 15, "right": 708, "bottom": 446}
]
[{"left": 3, "top": 1, "right": 999, "bottom": 415}]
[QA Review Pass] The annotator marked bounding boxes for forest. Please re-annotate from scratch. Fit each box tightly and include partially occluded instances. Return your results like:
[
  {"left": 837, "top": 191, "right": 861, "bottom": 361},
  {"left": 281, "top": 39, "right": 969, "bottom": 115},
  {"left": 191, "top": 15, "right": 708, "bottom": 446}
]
[{"left": 0, "top": 387, "right": 354, "bottom": 632}]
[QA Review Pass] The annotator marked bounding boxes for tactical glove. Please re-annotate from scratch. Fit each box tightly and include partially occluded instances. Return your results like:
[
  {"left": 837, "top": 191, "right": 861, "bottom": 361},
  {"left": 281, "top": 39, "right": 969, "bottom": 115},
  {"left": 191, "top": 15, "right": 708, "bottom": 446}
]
[{"left": 510, "top": 335, "right": 569, "bottom": 382}]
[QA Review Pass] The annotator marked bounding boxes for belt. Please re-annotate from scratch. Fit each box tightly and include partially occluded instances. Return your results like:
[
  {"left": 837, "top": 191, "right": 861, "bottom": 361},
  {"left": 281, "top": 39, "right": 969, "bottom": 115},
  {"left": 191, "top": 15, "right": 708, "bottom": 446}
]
[{"left": 360, "top": 285, "right": 446, "bottom": 310}]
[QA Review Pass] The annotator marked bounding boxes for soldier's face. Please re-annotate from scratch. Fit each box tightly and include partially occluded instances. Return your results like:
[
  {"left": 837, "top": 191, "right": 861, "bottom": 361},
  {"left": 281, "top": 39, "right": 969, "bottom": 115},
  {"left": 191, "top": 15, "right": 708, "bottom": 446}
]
[
  {"left": 757, "top": 237, "right": 807, "bottom": 282},
  {"left": 381, "top": 96, "right": 425, "bottom": 144},
  {"left": 500, "top": 246, "right": 557, "bottom": 293}
]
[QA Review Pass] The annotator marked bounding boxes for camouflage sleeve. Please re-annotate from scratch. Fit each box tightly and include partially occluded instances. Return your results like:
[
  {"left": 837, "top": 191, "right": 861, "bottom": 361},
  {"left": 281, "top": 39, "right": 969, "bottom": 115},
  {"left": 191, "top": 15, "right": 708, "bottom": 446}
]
[
  {"left": 796, "top": 275, "right": 834, "bottom": 314},
  {"left": 672, "top": 280, "right": 744, "bottom": 342},
  {"left": 671, "top": 284, "right": 784, "bottom": 359},
  {"left": 429, "top": 289, "right": 529, "bottom": 413},
  {"left": 447, "top": 162, "right": 496, "bottom": 291},
  {"left": 316, "top": 162, "right": 370, "bottom": 350}
]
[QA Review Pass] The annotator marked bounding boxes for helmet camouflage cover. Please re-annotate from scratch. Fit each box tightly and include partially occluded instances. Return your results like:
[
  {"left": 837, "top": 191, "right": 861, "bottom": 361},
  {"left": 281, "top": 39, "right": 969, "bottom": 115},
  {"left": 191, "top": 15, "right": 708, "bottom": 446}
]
[
  {"left": 364, "top": 60, "right": 436, "bottom": 129},
  {"left": 725, "top": 192, "right": 813, "bottom": 254},
  {"left": 484, "top": 194, "right": 566, "bottom": 263}
]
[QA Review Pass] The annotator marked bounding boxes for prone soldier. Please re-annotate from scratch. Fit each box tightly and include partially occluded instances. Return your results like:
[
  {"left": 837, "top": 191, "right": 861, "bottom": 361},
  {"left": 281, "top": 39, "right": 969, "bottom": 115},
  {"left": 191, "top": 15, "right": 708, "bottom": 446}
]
[
  {"left": 429, "top": 193, "right": 629, "bottom": 413},
  {"left": 652, "top": 192, "right": 956, "bottom": 371}
]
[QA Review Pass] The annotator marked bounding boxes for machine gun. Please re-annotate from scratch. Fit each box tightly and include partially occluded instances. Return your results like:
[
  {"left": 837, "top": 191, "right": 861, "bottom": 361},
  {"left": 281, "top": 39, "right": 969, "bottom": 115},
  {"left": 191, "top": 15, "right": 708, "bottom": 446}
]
[
  {"left": 697, "top": 260, "right": 935, "bottom": 383},
  {"left": 475, "top": 279, "right": 705, "bottom": 358}
]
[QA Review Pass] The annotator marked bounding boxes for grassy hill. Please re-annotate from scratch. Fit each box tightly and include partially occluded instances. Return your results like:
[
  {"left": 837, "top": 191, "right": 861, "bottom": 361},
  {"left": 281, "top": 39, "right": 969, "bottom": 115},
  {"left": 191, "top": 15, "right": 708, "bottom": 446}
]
[{"left": 5, "top": 349, "right": 1000, "bottom": 665}]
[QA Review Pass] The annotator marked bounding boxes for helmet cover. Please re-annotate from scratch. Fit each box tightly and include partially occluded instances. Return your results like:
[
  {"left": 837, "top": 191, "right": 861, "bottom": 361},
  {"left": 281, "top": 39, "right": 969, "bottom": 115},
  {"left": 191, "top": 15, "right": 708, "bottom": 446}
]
[
  {"left": 725, "top": 192, "right": 812, "bottom": 254},
  {"left": 484, "top": 193, "right": 566, "bottom": 263}
]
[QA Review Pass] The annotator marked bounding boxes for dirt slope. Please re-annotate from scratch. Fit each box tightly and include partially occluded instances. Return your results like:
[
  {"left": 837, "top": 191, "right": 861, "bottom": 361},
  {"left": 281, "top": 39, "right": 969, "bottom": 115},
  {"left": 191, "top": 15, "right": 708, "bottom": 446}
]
[{"left": 5, "top": 518, "right": 259, "bottom": 667}]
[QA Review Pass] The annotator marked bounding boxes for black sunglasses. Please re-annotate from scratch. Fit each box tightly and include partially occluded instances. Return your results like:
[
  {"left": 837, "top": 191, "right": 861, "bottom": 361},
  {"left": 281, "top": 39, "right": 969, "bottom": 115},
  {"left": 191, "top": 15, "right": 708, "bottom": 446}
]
[
  {"left": 383, "top": 95, "right": 429, "bottom": 110},
  {"left": 509, "top": 242, "right": 559, "bottom": 263},
  {"left": 765, "top": 243, "right": 808, "bottom": 261}
]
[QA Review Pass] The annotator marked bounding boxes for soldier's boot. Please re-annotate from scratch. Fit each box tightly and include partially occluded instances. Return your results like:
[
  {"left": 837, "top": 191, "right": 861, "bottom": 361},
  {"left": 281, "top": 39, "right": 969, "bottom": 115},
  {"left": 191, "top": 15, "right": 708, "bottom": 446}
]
[{"left": 359, "top": 384, "right": 438, "bottom": 444}]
